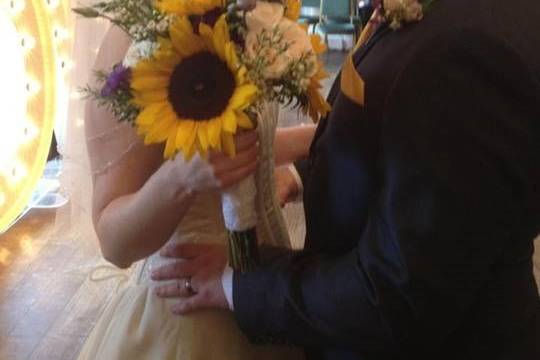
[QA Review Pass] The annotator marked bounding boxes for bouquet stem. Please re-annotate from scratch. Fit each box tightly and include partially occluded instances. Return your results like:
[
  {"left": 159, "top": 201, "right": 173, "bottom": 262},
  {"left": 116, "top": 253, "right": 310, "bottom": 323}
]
[
  {"left": 227, "top": 228, "right": 259, "bottom": 272},
  {"left": 222, "top": 175, "right": 259, "bottom": 273}
]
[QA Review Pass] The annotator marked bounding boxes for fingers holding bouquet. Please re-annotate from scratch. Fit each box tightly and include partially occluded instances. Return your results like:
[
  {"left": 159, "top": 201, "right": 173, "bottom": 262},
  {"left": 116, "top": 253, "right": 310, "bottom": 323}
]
[
  {"left": 162, "top": 130, "right": 258, "bottom": 194},
  {"left": 209, "top": 130, "right": 259, "bottom": 190}
]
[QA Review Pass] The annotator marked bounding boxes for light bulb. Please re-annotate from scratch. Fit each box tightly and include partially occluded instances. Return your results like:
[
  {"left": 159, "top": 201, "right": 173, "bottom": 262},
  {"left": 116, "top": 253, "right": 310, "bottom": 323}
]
[
  {"left": 25, "top": 78, "right": 41, "bottom": 96},
  {"left": 45, "top": 0, "right": 60, "bottom": 10},
  {"left": 6, "top": 0, "right": 25, "bottom": 16},
  {"left": 6, "top": 161, "right": 27, "bottom": 185},
  {"left": 20, "top": 33, "right": 35, "bottom": 52},
  {"left": 58, "top": 57, "right": 74, "bottom": 72},
  {"left": 21, "top": 120, "right": 39, "bottom": 143},
  {"left": 52, "top": 25, "right": 69, "bottom": 42}
]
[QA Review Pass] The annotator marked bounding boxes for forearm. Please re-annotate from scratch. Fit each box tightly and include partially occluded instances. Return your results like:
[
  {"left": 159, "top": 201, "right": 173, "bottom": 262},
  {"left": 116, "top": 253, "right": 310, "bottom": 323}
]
[
  {"left": 274, "top": 124, "right": 316, "bottom": 166},
  {"left": 96, "top": 162, "right": 195, "bottom": 268}
]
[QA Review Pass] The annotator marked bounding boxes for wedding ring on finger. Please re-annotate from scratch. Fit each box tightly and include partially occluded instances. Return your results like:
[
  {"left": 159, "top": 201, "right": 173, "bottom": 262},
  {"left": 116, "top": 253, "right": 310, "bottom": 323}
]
[{"left": 183, "top": 277, "right": 196, "bottom": 296}]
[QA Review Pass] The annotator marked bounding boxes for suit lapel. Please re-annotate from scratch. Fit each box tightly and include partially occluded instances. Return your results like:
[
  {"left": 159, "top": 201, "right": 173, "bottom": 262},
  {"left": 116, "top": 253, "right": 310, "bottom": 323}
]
[{"left": 310, "top": 23, "right": 391, "bottom": 152}]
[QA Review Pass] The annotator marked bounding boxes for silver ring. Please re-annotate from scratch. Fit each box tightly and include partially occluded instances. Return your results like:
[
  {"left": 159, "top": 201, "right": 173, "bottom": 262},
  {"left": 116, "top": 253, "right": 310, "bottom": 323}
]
[{"left": 184, "top": 277, "right": 196, "bottom": 295}]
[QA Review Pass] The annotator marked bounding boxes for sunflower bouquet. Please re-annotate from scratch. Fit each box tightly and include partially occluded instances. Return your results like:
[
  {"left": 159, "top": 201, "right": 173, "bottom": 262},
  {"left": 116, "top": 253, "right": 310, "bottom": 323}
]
[{"left": 76, "top": 0, "right": 331, "bottom": 271}]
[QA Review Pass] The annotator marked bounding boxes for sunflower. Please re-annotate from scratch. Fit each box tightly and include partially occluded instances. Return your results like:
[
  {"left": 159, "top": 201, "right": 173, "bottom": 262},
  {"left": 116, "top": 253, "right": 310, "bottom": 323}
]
[
  {"left": 131, "top": 16, "right": 258, "bottom": 160},
  {"left": 156, "top": 0, "right": 226, "bottom": 17}
]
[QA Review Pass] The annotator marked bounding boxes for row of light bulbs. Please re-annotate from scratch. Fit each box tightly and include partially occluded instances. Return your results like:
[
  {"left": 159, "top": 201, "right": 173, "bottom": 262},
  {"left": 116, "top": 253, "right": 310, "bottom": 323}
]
[{"left": 0, "top": 0, "right": 73, "bottom": 233}]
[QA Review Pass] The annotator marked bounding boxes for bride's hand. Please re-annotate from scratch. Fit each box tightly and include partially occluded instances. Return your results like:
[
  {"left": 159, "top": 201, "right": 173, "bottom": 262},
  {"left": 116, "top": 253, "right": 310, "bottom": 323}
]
[
  {"left": 162, "top": 130, "right": 258, "bottom": 193},
  {"left": 151, "top": 243, "right": 229, "bottom": 313}
]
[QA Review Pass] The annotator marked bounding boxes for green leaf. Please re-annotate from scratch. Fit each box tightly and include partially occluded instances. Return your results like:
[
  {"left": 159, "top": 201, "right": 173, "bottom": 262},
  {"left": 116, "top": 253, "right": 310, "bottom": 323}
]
[{"left": 72, "top": 7, "right": 100, "bottom": 18}]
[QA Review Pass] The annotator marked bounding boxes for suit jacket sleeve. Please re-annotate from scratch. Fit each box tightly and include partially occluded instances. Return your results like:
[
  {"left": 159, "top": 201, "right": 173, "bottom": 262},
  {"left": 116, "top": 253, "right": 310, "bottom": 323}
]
[{"left": 233, "top": 29, "right": 539, "bottom": 354}]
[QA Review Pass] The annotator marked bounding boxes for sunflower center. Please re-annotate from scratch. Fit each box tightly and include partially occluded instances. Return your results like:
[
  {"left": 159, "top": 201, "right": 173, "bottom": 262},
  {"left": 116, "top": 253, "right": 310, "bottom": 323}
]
[{"left": 168, "top": 51, "right": 236, "bottom": 121}]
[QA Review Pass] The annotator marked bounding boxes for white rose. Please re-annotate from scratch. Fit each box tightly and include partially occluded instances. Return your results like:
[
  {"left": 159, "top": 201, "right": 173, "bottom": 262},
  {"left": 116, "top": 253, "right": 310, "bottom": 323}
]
[
  {"left": 245, "top": 1, "right": 284, "bottom": 34},
  {"left": 123, "top": 40, "right": 159, "bottom": 68},
  {"left": 245, "top": 2, "right": 314, "bottom": 79}
]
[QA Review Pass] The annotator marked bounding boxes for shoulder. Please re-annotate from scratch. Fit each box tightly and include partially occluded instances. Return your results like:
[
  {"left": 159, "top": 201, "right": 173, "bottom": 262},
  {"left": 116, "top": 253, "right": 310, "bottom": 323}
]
[
  {"left": 384, "top": 26, "right": 537, "bottom": 124},
  {"left": 92, "top": 26, "right": 132, "bottom": 81},
  {"left": 381, "top": 26, "right": 539, "bottom": 166}
]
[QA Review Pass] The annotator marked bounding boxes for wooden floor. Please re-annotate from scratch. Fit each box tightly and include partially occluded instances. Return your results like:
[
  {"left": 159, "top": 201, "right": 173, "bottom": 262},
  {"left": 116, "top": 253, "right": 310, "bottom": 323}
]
[{"left": 0, "top": 209, "right": 118, "bottom": 360}]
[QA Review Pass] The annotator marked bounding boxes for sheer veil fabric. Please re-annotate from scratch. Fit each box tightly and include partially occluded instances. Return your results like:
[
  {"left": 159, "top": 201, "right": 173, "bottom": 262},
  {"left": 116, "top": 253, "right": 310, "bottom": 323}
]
[{"left": 55, "top": 12, "right": 135, "bottom": 277}]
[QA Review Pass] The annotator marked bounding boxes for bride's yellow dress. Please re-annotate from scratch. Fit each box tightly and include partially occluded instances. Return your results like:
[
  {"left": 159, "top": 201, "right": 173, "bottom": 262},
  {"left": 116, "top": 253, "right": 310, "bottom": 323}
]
[{"left": 78, "top": 192, "right": 304, "bottom": 360}]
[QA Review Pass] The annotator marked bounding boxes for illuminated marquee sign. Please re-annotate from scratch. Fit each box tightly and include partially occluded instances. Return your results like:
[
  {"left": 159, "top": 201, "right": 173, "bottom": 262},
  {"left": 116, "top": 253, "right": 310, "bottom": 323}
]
[{"left": 0, "top": 0, "right": 72, "bottom": 233}]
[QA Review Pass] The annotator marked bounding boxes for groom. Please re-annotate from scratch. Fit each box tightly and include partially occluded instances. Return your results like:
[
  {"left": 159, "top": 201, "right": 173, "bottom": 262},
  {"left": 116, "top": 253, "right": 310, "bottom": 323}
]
[{"left": 152, "top": 0, "right": 540, "bottom": 358}]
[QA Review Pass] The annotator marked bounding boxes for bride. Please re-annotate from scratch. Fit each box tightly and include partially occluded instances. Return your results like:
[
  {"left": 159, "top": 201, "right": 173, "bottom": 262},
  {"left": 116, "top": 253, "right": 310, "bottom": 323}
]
[{"left": 77, "top": 24, "right": 314, "bottom": 360}]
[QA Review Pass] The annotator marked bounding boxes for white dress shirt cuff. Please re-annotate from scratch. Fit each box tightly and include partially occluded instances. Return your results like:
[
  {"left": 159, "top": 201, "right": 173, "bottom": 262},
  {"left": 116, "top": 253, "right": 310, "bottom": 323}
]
[{"left": 221, "top": 265, "right": 234, "bottom": 310}]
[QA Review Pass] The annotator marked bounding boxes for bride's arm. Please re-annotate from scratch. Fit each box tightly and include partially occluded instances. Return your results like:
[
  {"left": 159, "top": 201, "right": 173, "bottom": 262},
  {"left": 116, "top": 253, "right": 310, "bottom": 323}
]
[
  {"left": 273, "top": 124, "right": 317, "bottom": 205},
  {"left": 86, "top": 27, "right": 195, "bottom": 268},
  {"left": 274, "top": 124, "right": 316, "bottom": 166},
  {"left": 87, "top": 27, "right": 258, "bottom": 268}
]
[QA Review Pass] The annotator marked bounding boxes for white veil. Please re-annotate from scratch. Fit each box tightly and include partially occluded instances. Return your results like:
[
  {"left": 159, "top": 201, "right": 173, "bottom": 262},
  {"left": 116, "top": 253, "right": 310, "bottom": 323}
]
[{"left": 54, "top": 12, "right": 122, "bottom": 269}]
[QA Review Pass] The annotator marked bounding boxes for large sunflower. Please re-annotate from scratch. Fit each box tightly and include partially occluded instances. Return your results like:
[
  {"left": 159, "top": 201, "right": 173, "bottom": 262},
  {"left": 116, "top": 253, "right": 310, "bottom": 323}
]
[
  {"left": 156, "top": 0, "right": 225, "bottom": 17},
  {"left": 132, "top": 16, "right": 258, "bottom": 159}
]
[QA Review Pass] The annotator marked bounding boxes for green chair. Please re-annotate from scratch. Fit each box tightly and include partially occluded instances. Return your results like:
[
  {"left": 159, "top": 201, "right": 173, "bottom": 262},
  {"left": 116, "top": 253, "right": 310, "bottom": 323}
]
[
  {"left": 298, "top": 0, "right": 321, "bottom": 32},
  {"left": 315, "top": 0, "right": 360, "bottom": 47}
]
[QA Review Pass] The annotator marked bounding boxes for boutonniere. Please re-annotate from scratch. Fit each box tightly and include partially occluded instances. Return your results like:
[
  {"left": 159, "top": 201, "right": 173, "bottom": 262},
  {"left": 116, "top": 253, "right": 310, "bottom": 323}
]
[{"left": 373, "top": 0, "right": 437, "bottom": 29}]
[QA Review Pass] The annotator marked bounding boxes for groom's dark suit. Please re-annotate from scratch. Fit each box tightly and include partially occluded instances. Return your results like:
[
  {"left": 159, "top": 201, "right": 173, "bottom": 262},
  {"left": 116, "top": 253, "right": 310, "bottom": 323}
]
[{"left": 234, "top": 0, "right": 540, "bottom": 358}]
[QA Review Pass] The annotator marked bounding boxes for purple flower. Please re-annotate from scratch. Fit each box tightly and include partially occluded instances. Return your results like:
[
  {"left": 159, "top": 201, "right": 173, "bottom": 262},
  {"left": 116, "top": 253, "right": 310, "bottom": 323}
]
[{"left": 101, "top": 64, "right": 132, "bottom": 97}]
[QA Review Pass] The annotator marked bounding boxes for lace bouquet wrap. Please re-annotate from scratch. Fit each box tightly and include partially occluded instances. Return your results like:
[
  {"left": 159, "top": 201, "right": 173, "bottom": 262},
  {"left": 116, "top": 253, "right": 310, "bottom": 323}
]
[{"left": 75, "top": 0, "right": 330, "bottom": 272}]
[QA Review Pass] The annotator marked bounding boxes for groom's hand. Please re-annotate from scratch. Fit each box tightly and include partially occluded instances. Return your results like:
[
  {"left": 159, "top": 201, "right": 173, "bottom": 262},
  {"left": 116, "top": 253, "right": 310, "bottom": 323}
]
[{"left": 151, "top": 243, "right": 230, "bottom": 314}]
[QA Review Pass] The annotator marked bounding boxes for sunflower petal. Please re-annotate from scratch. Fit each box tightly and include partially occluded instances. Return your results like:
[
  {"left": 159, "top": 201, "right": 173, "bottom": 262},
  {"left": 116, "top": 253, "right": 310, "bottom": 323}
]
[
  {"left": 133, "top": 61, "right": 170, "bottom": 79},
  {"left": 176, "top": 120, "right": 195, "bottom": 149},
  {"left": 135, "top": 102, "right": 168, "bottom": 127},
  {"left": 164, "top": 127, "right": 178, "bottom": 159},
  {"left": 236, "top": 111, "right": 254, "bottom": 129},
  {"left": 182, "top": 124, "right": 199, "bottom": 159},
  {"left": 170, "top": 18, "right": 205, "bottom": 57},
  {"left": 222, "top": 110, "right": 237, "bottom": 133},
  {"left": 222, "top": 131, "right": 236, "bottom": 157},
  {"left": 213, "top": 15, "right": 230, "bottom": 45},
  {"left": 206, "top": 117, "right": 222, "bottom": 148},
  {"left": 131, "top": 75, "right": 170, "bottom": 91},
  {"left": 199, "top": 22, "right": 215, "bottom": 51},
  {"left": 197, "top": 122, "right": 210, "bottom": 151},
  {"left": 229, "top": 84, "right": 258, "bottom": 110},
  {"left": 212, "top": 16, "right": 230, "bottom": 60},
  {"left": 223, "top": 42, "right": 240, "bottom": 70},
  {"left": 144, "top": 113, "right": 175, "bottom": 144},
  {"left": 310, "top": 34, "right": 327, "bottom": 55},
  {"left": 133, "top": 89, "right": 169, "bottom": 107},
  {"left": 235, "top": 66, "right": 247, "bottom": 84}
]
